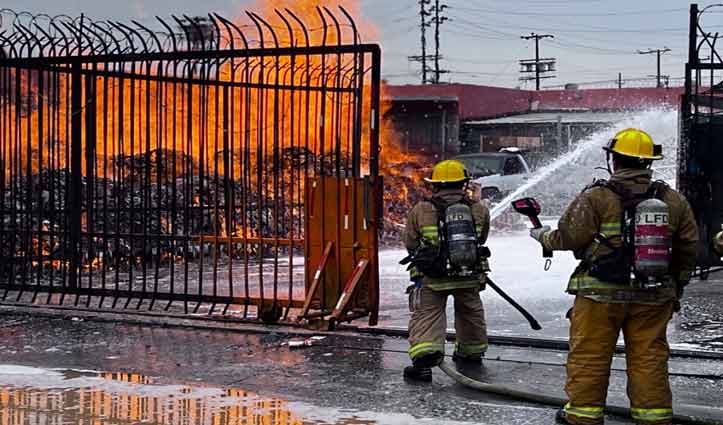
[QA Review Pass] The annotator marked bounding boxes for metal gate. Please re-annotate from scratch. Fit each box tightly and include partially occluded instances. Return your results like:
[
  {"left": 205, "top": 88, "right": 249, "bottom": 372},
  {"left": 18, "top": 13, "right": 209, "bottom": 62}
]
[
  {"left": 0, "top": 8, "right": 382, "bottom": 324},
  {"left": 680, "top": 3, "right": 723, "bottom": 269}
]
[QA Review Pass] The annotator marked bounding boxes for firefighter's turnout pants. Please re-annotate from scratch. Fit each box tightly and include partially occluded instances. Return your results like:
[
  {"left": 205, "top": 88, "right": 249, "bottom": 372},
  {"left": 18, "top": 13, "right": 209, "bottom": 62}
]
[
  {"left": 408, "top": 285, "right": 488, "bottom": 363},
  {"left": 565, "top": 296, "right": 675, "bottom": 425}
]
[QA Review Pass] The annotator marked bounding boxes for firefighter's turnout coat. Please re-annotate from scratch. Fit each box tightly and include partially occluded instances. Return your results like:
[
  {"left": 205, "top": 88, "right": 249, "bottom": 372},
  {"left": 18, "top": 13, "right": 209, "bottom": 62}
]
[{"left": 540, "top": 169, "right": 698, "bottom": 304}]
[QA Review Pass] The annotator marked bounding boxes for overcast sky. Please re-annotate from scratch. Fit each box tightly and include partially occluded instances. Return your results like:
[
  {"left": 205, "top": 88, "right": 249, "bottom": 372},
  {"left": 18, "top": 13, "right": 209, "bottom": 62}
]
[{"left": 1, "top": 0, "right": 707, "bottom": 88}]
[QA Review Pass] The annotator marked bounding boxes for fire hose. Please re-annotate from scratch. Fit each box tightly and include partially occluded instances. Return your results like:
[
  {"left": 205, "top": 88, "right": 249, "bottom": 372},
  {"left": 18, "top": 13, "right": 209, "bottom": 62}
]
[
  {"left": 485, "top": 276, "right": 541, "bottom": 330},
  {"left": 438, "top": 361, "right": 723, "bottom": 425}
]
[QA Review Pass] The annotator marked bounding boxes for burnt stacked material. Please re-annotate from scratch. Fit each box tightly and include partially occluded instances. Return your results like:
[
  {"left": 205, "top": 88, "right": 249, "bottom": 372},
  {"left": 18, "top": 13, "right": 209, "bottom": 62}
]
[
  {"left": 0, "top": 149, "right": 301, "bottom": 274},
  {"left": 380, "top": 161, "right": 432, "bottom": 246}
]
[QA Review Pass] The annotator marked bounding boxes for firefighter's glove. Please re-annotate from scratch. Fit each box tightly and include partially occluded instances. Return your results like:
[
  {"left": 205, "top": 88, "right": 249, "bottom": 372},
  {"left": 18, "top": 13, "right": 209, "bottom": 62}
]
[{"left": 529, "top": 225, "right": 551, "bottom": 244}]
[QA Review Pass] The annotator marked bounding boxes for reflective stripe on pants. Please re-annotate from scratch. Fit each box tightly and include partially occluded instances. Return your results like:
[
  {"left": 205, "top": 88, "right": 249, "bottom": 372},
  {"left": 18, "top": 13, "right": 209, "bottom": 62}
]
[
  {"left": 564, "top": 403, "right": 604, "bottom": 421},
  {"left": 631, "top": 408, "right": 673, "bottom": 423},
  {"left": 454, "top": 342, "right": 488, "bottom": 359},
  {"left": 408, "top": 341, "right": 444, "bottom": 360}
]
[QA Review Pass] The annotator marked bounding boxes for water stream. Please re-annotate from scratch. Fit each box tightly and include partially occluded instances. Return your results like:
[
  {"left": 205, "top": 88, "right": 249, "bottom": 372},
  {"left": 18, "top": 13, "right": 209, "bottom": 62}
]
[{"left": 490, "top": 108, "right": 679, "bottom": 221}]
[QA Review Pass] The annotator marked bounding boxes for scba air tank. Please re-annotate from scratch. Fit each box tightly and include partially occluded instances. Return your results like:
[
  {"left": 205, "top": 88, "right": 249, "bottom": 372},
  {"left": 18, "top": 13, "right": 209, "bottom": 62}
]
[
  {"left": 634, "top": 198, "right": 670, "bottom": 282},
  {"left": 445, "top": 203, "right": 478, "bottom": 275}
]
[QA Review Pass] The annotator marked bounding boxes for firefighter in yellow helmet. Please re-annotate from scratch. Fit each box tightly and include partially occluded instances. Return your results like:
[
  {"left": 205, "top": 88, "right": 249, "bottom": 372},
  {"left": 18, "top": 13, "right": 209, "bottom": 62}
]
[
  {"left": 400, "top": 159, "right": 491, "bottom": 381},
  {"left": 529, "top": 129, "right": 698, "bottom": 425}
]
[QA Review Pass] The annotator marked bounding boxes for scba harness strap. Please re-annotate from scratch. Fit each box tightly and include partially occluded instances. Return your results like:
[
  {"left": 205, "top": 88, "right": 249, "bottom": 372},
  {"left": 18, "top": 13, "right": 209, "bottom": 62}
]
[
  {"left": 583, "top": 179, "right": 669, "bottom": 287},
  {"left": 586, "top": 178, "right": 668, "bottom": 211},
  {"left": 400, "top": 196, "right": 490, "bottom": 279}
]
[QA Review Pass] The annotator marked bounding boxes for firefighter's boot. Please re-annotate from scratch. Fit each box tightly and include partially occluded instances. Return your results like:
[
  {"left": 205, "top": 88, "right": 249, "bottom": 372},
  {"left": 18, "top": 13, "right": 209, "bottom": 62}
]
[
  {"left": 556, "top": 408, "right": 574, "bottom": 425},
  {"left": 453, "top": 353, "right": 485, "bottom": 381},
  {"left": 403, "top": 352, "right": 442, "bottom": 382},
  {"left": 403, "top": 365, "right": 432, "bottom": 382},
  {"left": 452, "top": 352, "right": 483, "bottom": 364}
]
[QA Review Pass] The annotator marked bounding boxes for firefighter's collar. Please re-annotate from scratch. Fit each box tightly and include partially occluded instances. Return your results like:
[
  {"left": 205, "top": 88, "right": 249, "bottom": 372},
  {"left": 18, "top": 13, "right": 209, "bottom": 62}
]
[{"left": 610, "top": 168, "right": 653, "bottom": 182}]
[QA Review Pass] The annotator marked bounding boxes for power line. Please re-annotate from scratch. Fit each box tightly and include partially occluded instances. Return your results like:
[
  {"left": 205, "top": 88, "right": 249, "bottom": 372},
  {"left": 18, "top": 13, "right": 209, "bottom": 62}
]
[
  {"left": 549, "top": 38, "right": 632, "bottom": 55},
  {"left": 638, "top": 48, "right": 672, "bottom": 88},
  {"left": 445, "top": 29, "right": 514, "bottom": 41},
  {"left": 452, "top": 16, "right": 528, "bottom": 39},
  {"left": 453, "top": 6, "right": 686, "bottom": 18},
  {"left": 448, "top": 8, "right": 688, "bottom": 35},
  {"left": 443, "top": 57, "right": 518, "bottom": 65}
]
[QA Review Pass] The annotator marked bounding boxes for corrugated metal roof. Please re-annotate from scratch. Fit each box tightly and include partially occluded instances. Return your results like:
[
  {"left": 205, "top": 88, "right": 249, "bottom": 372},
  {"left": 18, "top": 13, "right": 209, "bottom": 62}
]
[{"left": 464, "top": 111, "right": 632, "bottom": 125}]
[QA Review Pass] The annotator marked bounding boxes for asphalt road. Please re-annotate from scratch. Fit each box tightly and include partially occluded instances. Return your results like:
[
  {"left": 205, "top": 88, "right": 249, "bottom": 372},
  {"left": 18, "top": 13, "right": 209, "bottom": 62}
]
[{"left": 1, "top": 306, "right": 722, "bottom": 425}]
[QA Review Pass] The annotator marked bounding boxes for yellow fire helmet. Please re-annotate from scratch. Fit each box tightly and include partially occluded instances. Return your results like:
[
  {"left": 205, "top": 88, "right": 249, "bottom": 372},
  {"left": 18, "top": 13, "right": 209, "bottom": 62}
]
[
  {"left": 424, "top": 159, "right": 470, "bottom": 184},
  {"left": 603, "top": 128, "right": 664, "bottom": 160}
]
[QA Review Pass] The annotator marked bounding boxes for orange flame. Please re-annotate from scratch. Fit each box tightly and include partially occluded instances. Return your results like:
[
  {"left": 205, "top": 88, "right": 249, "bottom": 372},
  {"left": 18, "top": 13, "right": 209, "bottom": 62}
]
[{"left": 3, "top": 1, "right": 418, "bottom": 254}]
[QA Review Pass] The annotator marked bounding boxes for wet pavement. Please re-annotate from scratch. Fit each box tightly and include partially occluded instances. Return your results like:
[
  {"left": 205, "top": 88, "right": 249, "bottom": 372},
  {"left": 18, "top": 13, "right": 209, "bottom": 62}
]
[
  {"left": 1, "top": 229, "right": 722, "bottom": 424},
  {"left": 1, "top": 307, "right": 723, "bottom": 425}
]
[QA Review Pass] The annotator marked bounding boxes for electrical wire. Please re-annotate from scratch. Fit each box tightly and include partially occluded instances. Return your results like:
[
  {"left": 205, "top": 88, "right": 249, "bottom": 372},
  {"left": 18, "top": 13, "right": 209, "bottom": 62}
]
[
  {"left": 452, "top": 6, "right": 687, "bottom": 18},
  {"left": 449, "top": 9, "right": 688, "bottom": 34}
]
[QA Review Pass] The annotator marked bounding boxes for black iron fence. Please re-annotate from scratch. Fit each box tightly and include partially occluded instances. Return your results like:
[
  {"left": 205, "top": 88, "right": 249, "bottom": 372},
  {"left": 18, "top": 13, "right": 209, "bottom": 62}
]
[
  {"left": 0, "top": 8, "right": 381, "bottom": 320},
  {"left": 680, "top": 3, "right": 723, "bottom": 268}
]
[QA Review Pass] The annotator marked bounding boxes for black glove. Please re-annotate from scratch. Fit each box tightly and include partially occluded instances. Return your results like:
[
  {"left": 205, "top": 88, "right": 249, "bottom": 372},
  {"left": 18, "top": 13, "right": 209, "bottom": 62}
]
[{"left": 401, "top": 246, "right": 446, "bottom": 278}]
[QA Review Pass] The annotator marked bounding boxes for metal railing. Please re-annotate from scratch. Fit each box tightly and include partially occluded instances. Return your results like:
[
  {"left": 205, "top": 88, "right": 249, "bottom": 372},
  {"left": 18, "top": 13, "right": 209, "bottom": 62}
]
[{"left": 0, "top": 8, "right": 382, "bottom": 321}]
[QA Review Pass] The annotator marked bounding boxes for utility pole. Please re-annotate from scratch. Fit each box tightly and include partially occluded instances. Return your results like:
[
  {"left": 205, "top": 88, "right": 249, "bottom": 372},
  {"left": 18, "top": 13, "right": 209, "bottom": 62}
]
[
  {"left": 638, "top": 48, "right": 671, "bottom": 88},
  {"left": 520, "top": 33, "right": 555, "bottom": 90},
  {"left": 408, "top": 0, "right": 432, "bottom": 84},
  {"left": 420, "top": 0, "right": 428, "bottom": 84},
  {"left": 431, "top": 0, "right": 449, "bottom": 83}
]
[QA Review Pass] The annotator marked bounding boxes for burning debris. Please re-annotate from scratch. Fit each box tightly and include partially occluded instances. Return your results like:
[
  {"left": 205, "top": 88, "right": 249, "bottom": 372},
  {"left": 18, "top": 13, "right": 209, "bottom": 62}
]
[
  {"left": 0, "top": 1, "right": 397, "bottom": 328},
  {"left": 1, "top": 154, "right": 304, "bottom": 259},
  {"left": 380, "top": 159, "right": 432, "bottom": 246},
  {"left": 1, "top": 151, "right": 431, "bottom": 269}
]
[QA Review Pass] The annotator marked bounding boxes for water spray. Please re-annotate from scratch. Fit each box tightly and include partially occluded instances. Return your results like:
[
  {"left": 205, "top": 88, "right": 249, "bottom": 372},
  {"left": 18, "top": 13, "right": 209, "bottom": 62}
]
[{"left": 489, "top": 109, "right": 679, "bottom": 222}]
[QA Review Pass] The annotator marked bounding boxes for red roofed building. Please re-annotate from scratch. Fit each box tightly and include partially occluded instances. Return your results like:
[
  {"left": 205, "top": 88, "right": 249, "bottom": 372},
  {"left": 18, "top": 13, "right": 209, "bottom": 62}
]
[
  {"left": 384, "top": 84, "right": 683, "bottom": 157},
  {"left": 532, "top": 87, "right": 683, "bottom": 115},
  {"left": 385, "top": 84, "right": 531, "bottom": 121}
]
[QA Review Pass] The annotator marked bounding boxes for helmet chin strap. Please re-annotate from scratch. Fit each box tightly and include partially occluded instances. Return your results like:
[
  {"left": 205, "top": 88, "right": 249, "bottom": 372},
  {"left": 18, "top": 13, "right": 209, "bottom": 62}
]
[
  {"left": 598, "top": 153, "right": 653, "bottom": 175},
  {"left": 603, "top": 151, "right": 613, "bottom": 175}
]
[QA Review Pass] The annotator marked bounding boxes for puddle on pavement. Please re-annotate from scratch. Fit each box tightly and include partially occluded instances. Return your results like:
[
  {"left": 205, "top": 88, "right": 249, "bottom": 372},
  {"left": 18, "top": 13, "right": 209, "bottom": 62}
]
[{"left": 0, "top": 365, "right": 374, "bottom": 425}]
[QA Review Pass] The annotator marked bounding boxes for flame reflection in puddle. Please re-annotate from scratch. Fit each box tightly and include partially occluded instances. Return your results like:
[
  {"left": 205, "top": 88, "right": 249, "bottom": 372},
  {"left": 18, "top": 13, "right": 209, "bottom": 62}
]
[{"left": 0, "top": 365, "right": 361, "bottom": 425}]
